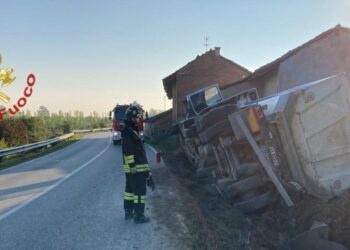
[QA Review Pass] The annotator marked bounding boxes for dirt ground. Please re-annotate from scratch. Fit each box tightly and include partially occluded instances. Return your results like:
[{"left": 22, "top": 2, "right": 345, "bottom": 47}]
[{"left": 148, "top": 137, "right": 350, "bottom": 249}]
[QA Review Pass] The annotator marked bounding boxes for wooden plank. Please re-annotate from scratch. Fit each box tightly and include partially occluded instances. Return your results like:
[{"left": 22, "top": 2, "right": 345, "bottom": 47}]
[{"left": 230, "top": 114, "right": 294, "bottom": 207}]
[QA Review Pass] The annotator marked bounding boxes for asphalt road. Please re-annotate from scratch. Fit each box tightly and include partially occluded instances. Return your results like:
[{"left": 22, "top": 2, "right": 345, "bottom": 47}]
[{"left": 0, "top": 132, "right": 183, "bottom": 250}]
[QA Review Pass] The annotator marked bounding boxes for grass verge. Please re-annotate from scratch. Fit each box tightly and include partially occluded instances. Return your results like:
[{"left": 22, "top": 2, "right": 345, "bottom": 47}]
[
  {"left": 0, "top": 134, "right": 82, "bottom": 171},
  {"left": 145, "top": 135, "right": 180, "bottom": 163}
]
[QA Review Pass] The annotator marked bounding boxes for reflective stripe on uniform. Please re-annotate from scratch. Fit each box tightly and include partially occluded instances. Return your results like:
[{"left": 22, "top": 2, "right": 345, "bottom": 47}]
[
  {"left": 124, "top": 155, "right": 135, "bottom": 164},
  {"left": 123, "top": 164, "right": 130, "bottom": 173},
  {"left": 124, "top": 192, "right": 134, "bottom": 201},
  {"left": 135, "top": 164, "right": 150, "bottom": 173},
  {"left": 123, "top": 164, "right": 136, "bottom": 173},
  {"left": 133, "top": 195, "right": 146, "bottom": 204}
]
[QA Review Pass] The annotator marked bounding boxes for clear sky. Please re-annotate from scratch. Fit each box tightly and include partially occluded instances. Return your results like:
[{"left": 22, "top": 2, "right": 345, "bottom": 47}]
[{"left": 1, "top": 0, "right": 350, "bottom": 115}]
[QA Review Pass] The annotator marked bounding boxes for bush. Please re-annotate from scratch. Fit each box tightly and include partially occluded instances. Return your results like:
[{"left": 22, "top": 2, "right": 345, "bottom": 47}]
[{"left": 0, "top": 138, "right": 8, "bottom": 149}]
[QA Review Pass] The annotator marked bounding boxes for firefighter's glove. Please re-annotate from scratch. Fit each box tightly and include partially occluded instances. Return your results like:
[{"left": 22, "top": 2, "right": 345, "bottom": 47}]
[{"left": 146, "top": 173, "right": 155, "bottom": 191}]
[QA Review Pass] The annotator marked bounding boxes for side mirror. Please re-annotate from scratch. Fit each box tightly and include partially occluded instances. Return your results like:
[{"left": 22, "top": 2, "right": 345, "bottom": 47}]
[{"left": 109, "top": 111, "right": 112, "bottom": 120}]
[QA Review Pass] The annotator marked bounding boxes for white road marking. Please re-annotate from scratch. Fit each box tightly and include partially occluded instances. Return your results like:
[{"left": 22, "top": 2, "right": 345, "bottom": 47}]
[{"left": 0, "top": 140, "right": 111, "bottom": 222}]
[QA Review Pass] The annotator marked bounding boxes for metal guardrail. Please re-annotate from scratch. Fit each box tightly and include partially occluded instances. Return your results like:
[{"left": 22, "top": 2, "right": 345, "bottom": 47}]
[
  {"left": 0, "top": 133, "right": 75, "bottom": 158},
  {"left": 0, "top": 128, "right": 112, "bottom": 158},
  {"left": 73, "top": 128, "right": 111, "bottom": 133}
]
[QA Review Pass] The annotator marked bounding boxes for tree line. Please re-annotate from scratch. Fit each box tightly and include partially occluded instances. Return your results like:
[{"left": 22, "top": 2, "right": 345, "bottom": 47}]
[{"left": 0, "top": 106, "right": 110, "bottom": 149}]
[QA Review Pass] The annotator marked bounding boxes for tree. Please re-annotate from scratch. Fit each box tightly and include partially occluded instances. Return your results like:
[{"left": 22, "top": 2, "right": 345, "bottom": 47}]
[
  {"left": 23, "top": 117, "right": 49, "bottom": 142},
  {"left": 37, "top": 105, "right": 50, "bottom": 117},
  {"left": 62, "top": 121, "right": 71, "bottom": 133},
  {"left": 0, "top": 138, "right": 7, "bottom": 149},
  {"left": 0, "top": 119, "right": 29, "bottom": 146}
]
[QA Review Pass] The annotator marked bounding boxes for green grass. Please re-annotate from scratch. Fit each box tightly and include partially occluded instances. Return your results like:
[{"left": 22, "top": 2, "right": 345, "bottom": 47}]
[
  {"left": 146, "top": 135, "right": 181, "bottom": 162},
  {"left": 0, "top": 134, "right": 82, "bottom": 171}
]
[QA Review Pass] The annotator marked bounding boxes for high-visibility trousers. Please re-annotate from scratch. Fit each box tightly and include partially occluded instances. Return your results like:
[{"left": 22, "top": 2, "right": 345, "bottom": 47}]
[{"left": 123, "top": 172, "right": 148, "bottom": 216}]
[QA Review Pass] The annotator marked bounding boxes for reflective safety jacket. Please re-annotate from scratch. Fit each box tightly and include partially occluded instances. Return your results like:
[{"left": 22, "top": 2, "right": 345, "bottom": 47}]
[{"left": 121, "top": 122, "right": 150, "bottom": 174}]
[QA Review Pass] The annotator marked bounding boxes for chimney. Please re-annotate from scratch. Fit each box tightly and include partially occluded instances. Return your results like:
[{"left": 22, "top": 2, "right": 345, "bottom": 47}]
[{"left": 214, "top": 47, "right": 221, "bottom": 56}]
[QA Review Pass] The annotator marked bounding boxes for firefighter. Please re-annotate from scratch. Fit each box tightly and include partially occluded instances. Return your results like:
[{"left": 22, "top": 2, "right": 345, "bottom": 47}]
[{"left": 122, "top": 105, "right": 155, "bottom": 224}]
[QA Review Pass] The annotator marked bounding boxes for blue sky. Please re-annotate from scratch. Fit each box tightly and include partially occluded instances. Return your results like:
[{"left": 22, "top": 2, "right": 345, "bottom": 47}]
[{"left": 1, "top": 0, "right": 349, "bottom": 115}]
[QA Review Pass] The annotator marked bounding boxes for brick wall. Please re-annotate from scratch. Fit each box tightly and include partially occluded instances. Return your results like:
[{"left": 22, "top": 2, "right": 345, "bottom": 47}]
[
  {"left": 171, "top": 48, "right": 249, "bottom": 121},
  {"left": 144, "top": 109, "right": 172, "bottom": 139}
]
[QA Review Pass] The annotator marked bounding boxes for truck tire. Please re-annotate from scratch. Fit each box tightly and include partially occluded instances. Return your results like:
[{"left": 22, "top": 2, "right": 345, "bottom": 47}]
[
  {"left": 198, "top": 119, "right": 232, "bottom": 144},
  {"left": 179, "top": 135, "right": 200, "bottom": 167},
  {"left": 198, "top": 144, "right": 214, "bottom": 157},
  {"left": 236, "top": 162, "right": 260, "bottom": 178},
  {"left": 224, "top": 175, "right": 266, "bottom": 199},
  {"left": 200, "top": 156, "right": 217, "bottom": 167},
  {"left": 196, "top": 104, "right": 239, "bottom": 132},
  {"left": 234, "top": 190, "right": 276, "bottom": 214},
  {"left": 238, "top": 189, "right": 261, "bottom": 201},
  {"left": 196, "top": 165, "right": 215, "bottom": 179},
  {"left": 203, "top": 144, "right": 214, "bottom": 156},
  {"left": 217, "top": 178, "right": 235, "bottom": 193}
]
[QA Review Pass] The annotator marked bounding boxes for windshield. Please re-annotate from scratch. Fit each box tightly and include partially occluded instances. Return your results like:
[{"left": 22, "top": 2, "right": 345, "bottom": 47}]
[
  {"left": 189, "top": 86, "right": 222, "bottom": 114},
  {"left": 205, "top": 87, "right": 221, "bottom": 106},
  {"left": 114, "top": 108, "right": 127, "bottom": 121}
]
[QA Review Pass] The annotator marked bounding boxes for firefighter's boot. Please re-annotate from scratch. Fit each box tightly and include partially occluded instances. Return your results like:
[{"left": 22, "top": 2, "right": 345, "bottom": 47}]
[
  {"left": 134, "top": 214, "right": 150, "bottom": 224},
  {"left": 125, "top": 211, "right": 134, "bottom": 220}
]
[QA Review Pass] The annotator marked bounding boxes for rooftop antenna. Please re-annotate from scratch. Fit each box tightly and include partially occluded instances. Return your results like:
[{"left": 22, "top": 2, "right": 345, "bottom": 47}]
[{"left": 204, "top": 36, "right": 210, "bottom": 52}]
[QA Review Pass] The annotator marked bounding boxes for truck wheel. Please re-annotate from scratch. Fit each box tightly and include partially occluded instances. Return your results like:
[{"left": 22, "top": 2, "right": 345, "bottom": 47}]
[
  {"left": 234, "top": 189, "right": 277, "bottom": 214},
  {"left": 196, "top": 165, "right": 215, "bottom": 179},
  {"left": 236, "top": 162, "right": 260, "bottom": 178},
  {"left": 199, "top": 144, "right": 215, "bottom": 157},
  {"left": 198, "top": 119, "right": 232, "bottom": 144},
  {"left": 238, "top": 189, "right": 261, "bottom": 201},
  {"left": 224, "top": 175, "right": 266, "bottom": 199},
  {"left": 179, "top": 135, "right": 200, "bottom": 167},
  {"left": 203, "top": 156, "right": 217, "bottom": 166},
  {"left": 202, "top": 144, "right": 214, "bottom": 156},
  {"left": 196, "top": 104, "right": 239, "bottom": 132},
  {"left": 217, "top": 177, "right": 235, "bottom": 193}
]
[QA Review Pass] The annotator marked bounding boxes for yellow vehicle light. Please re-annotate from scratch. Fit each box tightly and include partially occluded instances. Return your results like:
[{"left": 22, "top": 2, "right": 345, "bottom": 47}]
[{"left": 247, "top": 108, "right": 261, "bottom": 134}]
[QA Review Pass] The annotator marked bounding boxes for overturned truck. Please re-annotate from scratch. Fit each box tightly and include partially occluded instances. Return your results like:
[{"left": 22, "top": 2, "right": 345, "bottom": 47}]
[{"left": 178, "top": 73, "right": 350, "bottom": 213}]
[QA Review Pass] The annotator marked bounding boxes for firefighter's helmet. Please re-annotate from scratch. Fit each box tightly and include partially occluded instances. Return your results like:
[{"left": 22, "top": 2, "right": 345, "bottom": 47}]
[{"left": 125, "top": 105, "right": 142, "bottom": 120}]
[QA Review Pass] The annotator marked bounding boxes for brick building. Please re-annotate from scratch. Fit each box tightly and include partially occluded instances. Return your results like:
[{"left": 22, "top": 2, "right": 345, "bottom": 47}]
[
  {"left": 163, "top": 47, "right": 250, "bottom": 122},
  {"left": 144, "top": 109, "right": 172, "bottom": 139}
]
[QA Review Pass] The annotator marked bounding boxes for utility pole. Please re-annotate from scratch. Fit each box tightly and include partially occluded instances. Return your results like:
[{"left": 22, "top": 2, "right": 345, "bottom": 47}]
[{"left": 204, "top": 36, "right": 210, "bottom": 52}]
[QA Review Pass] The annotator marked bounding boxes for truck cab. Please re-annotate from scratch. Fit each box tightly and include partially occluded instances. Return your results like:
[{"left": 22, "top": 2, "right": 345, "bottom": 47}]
[
  {"left": 109, "top": 104, "right": 144, "bottom": 145},
  {"left": 110, "top": 105, "right": 129, "bottom": 144}
]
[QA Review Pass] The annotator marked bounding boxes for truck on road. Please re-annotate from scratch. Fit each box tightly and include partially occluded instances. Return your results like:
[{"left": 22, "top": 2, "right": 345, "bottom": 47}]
[{"left": 109, "top": 104, "right": 144, "bottom": 145}]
